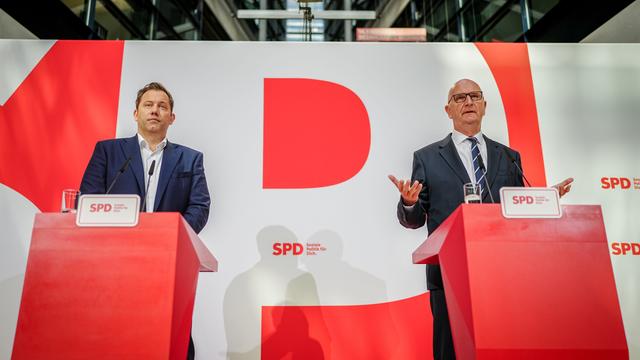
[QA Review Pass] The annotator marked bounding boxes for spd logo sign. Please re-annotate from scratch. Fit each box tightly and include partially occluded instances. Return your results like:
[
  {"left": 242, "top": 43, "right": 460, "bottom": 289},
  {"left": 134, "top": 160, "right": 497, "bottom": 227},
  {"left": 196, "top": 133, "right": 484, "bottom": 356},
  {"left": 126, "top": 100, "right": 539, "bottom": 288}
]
[
  {"left": 611, "top": 242, "right": 640, "bottom": 256},
  {"left": 272, "top": 243, "right": 304, "bottom": 256},
  {"left": 601, "top": 177, "right": 640, "bottom": 190}
]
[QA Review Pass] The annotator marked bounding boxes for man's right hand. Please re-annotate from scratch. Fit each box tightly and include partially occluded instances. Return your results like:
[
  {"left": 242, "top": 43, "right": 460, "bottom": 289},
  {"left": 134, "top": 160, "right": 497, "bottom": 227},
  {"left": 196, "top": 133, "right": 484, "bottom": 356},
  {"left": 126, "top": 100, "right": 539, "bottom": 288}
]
[{"left": 388, "top": 175, "right": 422, "bottom": 206}]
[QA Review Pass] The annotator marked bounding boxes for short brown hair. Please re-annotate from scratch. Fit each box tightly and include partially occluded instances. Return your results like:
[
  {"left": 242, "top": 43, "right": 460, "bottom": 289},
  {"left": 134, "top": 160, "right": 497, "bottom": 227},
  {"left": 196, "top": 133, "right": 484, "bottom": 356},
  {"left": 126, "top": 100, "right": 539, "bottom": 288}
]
[{"left": 135, "top": 82, "right": 174, "bottom": 110}]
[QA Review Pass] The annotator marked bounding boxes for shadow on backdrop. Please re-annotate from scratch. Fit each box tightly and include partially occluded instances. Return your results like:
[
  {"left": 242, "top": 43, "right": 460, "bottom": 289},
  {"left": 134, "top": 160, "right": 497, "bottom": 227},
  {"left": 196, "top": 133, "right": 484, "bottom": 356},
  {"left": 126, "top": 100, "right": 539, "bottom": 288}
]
[{"left": 223, "top": 225, "right": 326, "bottom": 360}]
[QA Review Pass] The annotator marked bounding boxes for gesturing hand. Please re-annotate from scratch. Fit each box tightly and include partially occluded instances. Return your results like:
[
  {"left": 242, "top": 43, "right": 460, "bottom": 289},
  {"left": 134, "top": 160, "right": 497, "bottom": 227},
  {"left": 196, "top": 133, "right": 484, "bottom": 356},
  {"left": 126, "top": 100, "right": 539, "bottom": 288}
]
[
  {"left": 388, "top": 175, "right": 423, "bottom": 206},
  {"left": 553, "top": 177, "right": 574, "bottom": 198}
]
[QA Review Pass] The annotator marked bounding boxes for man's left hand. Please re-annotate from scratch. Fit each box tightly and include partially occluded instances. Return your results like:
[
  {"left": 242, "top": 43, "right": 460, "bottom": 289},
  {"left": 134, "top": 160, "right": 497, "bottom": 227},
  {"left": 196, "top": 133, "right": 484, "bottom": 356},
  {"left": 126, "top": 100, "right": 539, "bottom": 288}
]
[{"left": 553, "top": 177, "right": 574, "bottom": 198}]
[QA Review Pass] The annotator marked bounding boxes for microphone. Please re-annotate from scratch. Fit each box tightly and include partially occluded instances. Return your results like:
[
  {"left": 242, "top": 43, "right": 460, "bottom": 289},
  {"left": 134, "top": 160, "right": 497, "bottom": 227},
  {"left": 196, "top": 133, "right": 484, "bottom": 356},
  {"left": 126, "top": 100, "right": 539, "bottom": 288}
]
[
  {"left": 477, "top": 155, "right": 496, "bottom": 203},
  {"left": 141, "top": 160, "right": 156, "bottom": 212},
  {"left": 503, "top": 148, "right": 532, "bottom": 187},
  {"left": 106, "top": 156, "right": 132, "bottom": 194}
]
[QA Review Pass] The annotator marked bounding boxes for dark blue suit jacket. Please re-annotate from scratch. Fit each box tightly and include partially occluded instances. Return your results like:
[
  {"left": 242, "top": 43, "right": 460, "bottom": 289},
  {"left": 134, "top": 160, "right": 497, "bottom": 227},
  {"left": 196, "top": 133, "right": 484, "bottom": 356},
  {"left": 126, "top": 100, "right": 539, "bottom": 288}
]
[
  {"left": 80, "top": 135, "right": 211, "bottom": 233},
  {"left": 397, "top": 133, "right": 523, "bottom": 289}
]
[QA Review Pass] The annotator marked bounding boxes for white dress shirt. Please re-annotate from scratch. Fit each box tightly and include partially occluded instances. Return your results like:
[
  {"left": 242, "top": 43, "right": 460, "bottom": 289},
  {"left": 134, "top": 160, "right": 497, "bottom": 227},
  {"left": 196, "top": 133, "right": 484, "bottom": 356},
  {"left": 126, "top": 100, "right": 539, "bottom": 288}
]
[
  {"left": 450, "top": 130, "right": 488, "bottom": 185},
  {"left": 403, "top": 130, "right": 489, "bottom": 210},
  {"left": 137, "top": 133, "right": 167, "bottom": 212}
]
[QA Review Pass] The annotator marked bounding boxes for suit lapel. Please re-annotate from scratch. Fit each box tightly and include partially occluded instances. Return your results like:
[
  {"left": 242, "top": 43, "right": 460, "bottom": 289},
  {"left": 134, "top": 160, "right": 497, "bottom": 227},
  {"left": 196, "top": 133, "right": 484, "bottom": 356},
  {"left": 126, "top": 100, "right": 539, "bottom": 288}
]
[
  {"left": 120, "top": 135, "right": 145, "bottom": 195},
  {"left": 154, "top": 141, "right": 180, "bottom": 211},
  {"left": 439, "top": 134, "right": 470, "bottom": 184},
  {"left": 484, "top": 135, "right": 502, "bottom": 202}
]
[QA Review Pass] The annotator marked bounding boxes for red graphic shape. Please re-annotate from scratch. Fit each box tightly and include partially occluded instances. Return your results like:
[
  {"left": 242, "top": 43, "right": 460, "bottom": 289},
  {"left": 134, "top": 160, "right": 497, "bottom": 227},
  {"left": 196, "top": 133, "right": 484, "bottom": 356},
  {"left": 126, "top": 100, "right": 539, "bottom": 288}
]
[
  {"left": 0, "top": 40, "right": 123, "bottom": 211},
  {"left": 475, "top": 43, "right": 547, "bottom": 186},
  {"left": 263, "top": 78, "right": 371, "bottom": 188},
  {"left": 262, "top": 293, "right": 432, "bottom": 359}
]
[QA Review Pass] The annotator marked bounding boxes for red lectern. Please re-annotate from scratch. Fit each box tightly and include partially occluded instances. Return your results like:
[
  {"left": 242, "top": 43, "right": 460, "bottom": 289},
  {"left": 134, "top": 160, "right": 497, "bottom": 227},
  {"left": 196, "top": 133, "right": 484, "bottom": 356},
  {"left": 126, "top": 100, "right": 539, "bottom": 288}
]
[
  {"left": 413, "top": 204, "right": 627, "bottom": 360},
  {"left": 12, "top": 213, "right": 217, "bottom": 360}
]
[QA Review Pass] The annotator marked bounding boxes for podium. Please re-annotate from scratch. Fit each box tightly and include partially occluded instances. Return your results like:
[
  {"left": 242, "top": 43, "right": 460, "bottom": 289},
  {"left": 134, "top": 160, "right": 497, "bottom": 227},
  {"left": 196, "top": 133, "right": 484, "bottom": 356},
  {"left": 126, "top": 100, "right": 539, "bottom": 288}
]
[
  {"left": 12, "top": 213, "right": 217, "bottom": 360},
  {"left": 413, "top": 204, "right": 627, "bottom": 359}
]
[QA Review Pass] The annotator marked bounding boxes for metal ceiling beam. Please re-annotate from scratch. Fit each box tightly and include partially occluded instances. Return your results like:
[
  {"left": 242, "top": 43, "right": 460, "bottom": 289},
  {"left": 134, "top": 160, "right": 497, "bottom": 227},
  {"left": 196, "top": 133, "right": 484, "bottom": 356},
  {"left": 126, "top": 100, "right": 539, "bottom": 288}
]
[
  {"left": 204, "top": 0, "right": 255, "bottom": 41},
  {"left": 367, "top": 0, "right": 410, "bottom": 28},
  {"left": 237, "top": 9, "right": 376, "bottom": 20}
]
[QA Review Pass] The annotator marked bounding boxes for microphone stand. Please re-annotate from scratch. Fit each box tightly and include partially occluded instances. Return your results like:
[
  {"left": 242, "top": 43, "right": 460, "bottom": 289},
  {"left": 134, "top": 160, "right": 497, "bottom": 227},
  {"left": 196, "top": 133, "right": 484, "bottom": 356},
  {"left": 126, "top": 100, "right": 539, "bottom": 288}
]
[
  {"left": 477, "top": 156, "right": 496, "bottom": 203},
  {"left": 140, "top": 160, "right": 156, "bottom": 212}
]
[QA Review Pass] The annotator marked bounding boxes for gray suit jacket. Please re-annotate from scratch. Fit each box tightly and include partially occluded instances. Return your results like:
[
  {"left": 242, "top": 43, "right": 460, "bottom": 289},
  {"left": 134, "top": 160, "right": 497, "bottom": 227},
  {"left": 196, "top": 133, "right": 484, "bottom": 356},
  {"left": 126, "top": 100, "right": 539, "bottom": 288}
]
[{"left": 397, "top": 133, "right": 524, "bottom": 289}]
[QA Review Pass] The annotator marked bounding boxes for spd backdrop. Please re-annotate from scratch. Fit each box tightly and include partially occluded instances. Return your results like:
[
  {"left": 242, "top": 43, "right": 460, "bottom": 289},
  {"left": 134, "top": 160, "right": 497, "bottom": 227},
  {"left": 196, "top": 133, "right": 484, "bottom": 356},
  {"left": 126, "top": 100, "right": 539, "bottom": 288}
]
[{"left": 0, "top": 40, "right": 638, "bottom": 359}]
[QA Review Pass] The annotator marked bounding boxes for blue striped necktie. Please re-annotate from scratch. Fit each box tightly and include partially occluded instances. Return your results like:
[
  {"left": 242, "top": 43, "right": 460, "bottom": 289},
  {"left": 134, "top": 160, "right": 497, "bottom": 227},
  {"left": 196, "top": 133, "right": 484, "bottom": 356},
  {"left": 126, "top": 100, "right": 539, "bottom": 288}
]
[{"left": 468, "top": 137, "right": 485, "bottom": 197}]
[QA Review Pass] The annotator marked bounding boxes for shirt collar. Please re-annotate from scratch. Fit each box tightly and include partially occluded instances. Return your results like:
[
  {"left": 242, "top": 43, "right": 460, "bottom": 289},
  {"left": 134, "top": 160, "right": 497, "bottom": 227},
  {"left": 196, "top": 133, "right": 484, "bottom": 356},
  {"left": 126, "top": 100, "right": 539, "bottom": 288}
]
[
  {"left": 452, "top": 129, "right": 483, "bottom": 146},
  {"left": 137, "top": 133, "right": 168, "bottom": 152}
]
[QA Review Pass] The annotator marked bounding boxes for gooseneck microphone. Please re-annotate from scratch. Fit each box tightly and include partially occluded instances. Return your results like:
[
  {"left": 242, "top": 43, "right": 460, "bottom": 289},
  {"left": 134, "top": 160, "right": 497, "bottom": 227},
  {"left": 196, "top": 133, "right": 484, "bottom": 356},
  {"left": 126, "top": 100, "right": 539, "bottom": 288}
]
[
  {"left": 141, "top": 160, "right": 156, "bottom": 212},
  {"left": 477, "top": 155, "right": 496, "bottom": 203},
  {"left": 106, "top": 156, "right": 132, "bottom": 194},
  {"left": 503, "top": 148, "right": 532, "bottom": 187}
]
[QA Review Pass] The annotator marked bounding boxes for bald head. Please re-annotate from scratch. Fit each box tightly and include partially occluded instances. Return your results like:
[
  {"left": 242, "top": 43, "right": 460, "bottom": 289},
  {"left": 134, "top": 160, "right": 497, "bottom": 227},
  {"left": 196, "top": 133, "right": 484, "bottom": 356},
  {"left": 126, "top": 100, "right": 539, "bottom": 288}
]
[{"left": 447, "top": 79, "right": 482, "bottom": 103}]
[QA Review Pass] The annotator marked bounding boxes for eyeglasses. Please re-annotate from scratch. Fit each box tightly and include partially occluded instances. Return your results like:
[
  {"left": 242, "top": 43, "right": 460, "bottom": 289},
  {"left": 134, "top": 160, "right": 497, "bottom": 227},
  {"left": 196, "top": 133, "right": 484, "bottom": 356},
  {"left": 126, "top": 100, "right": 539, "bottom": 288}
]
[{"left": 449, "top": 91, "right": 483, "bottom": 104}]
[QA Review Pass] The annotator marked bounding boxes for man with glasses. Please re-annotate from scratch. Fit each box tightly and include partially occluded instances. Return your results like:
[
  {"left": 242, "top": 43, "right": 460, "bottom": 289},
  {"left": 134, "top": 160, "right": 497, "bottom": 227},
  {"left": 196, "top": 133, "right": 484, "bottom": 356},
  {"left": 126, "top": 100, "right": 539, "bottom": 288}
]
[{"left": 388, "top": 79, "right": 573, "bottom": 359}]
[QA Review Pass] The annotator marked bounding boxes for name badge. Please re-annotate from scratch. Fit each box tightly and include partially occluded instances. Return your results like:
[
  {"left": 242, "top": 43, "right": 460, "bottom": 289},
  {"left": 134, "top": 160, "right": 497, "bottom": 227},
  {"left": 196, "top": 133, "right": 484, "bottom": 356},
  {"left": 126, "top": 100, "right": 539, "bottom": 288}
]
[
  {"left": 76, "top": 194, "right": 140, "bottom": 227},
  {"left": 500, "top": 187, "right": 562, "bottom": 219}
]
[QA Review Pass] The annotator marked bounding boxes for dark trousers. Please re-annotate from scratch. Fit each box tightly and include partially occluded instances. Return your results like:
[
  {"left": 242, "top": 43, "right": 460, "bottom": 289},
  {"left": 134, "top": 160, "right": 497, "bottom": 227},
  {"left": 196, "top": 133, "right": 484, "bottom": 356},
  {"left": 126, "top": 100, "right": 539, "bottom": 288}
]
[
  {"left": 430, "top": 289, "right": 456, "bottom": 360},
  {"left": 187, "top": 333, "right": 195, "bottom": 360}
]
